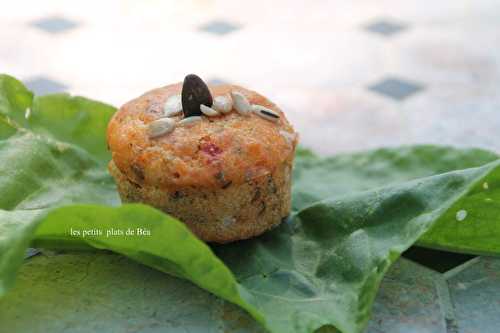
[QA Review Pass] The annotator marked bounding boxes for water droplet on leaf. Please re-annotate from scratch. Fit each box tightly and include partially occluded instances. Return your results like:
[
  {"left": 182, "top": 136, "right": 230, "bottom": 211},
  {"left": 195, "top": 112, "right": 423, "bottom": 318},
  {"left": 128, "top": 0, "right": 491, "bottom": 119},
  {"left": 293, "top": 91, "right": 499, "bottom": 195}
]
[{"left": 456, "top": 210, "right": 467, "bottom": 222}]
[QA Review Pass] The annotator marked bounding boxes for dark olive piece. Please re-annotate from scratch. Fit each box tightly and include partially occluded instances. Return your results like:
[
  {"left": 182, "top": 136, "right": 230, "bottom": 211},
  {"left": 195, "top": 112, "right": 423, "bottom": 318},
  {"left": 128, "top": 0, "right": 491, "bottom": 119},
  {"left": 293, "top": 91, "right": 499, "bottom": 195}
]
[{"left": 181, "top": 74, "right": 213, "bottom": 117}]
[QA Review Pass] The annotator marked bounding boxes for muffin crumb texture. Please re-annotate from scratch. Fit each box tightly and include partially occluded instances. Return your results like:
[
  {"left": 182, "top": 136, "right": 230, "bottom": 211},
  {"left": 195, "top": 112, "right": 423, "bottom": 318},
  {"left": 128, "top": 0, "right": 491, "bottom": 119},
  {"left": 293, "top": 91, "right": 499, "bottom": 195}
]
[{"left": 107, "top": 81, "right": 297, "bottom": 242}]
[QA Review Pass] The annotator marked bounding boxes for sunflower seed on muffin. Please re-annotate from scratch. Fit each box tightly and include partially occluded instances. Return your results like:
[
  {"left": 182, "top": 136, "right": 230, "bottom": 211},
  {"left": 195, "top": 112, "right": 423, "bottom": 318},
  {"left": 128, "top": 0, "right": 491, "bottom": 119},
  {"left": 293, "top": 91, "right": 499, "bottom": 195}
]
[
  {"left": 200, "top": 104, "right": 219, "bottom": 117},
  {"left": 146, "top": 102, "right": 164, "bottom": 115},
  {"left": 178, "top": 116, "right": 203, "bottom": 126},
  {"left": 163, "top": 94, "right": 182, "bottom": 117},
  {"left": 252, "top": 104, "right": 280, "bottom": 122},
  {"left": 148, "top": 118, "right": 176, "bottom": 138},
  {"left": 279, "top": 129, "right": 297, "bottom": 146},
  {"left": 231, "top": 91, "right": 251, "bottom": 115},
  {"left": 213, "top": 95, "right": 233, "bottom": 113}
]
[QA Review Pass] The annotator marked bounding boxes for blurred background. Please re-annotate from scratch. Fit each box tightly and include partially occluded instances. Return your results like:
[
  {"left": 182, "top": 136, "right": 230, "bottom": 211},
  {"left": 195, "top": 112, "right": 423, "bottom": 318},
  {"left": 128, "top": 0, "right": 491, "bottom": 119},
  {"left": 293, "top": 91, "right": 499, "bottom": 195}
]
[{"left": 2, "top": 0, "right": 500, "bottom": 156}]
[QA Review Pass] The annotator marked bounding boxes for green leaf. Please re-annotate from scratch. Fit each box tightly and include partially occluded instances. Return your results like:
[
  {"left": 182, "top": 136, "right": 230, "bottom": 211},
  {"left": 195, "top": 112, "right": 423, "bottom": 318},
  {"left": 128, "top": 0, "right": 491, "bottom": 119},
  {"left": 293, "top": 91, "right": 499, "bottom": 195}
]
[
  {"left": 418, "top": 165, "right": 500, "bottom": 255},
  {"left": 292, "top": 145, "right": 499, "bottom": 211},
  {"left": 32, "top": 204, "right": 264, "bottom": 325},
  {"left": 215, "top": 159, "right": 500, "bottom": 333},
  {"left": 30, "top": 94, "right": 116, "bottom": 163},
  {"left": 0, "top": 74, "right": 115, "bottom": 163},
  {"left": 0, "top": 251, "right": 266, "bottom": 333},
  {"left": 0, "top": 74, "right": 33, "bottom": 130},
  {"left": 1, "top": 73, "right": 500, "bottom": 333}
]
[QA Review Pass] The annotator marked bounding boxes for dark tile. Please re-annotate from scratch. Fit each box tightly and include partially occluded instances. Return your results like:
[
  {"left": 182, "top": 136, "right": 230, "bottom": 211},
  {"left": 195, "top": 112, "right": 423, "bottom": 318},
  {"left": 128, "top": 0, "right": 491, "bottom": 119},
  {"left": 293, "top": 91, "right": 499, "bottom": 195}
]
[
  {"left": 368, "top": 77, "right": 424, "bottom": 101},
  {"left": 402, "top": 246, "right": 476, "bottom": 273},
  {"left": 31, "top": 16, "right": 78, "bottom": 34},
  {"left": 24, "top": 77, "right": 68, "bottom": 95},
  {"left": 198, "top": 20, "right": 240, "bottom": 36},
  {"left": 207, "top": 77, "right": 229, "bottom": 85},
  {"left": 364, "top": 19, "right": 408, "bottom": 36},
  {"left": 368, "top": 258, "right": 445, "bottom": 333},
  {"left": 25, "top": 248, "right": 40, "bottom": 259},
  {"left": 448, "top": 257, "right": 500, "bottom": 333}
]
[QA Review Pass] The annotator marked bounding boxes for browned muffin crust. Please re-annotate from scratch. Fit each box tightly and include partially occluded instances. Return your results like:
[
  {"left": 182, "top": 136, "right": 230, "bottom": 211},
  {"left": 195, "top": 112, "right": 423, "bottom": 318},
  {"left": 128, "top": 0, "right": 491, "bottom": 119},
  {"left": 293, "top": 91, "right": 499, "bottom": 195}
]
[
  {"left": 107, "top": 84, "right": 296, "bottom": 189},
  {"left": 107, "top": 82, "right": 298, "bottom": 243},
  {"left": 109, "top": 157, "right": 292, "bottom": 243}
]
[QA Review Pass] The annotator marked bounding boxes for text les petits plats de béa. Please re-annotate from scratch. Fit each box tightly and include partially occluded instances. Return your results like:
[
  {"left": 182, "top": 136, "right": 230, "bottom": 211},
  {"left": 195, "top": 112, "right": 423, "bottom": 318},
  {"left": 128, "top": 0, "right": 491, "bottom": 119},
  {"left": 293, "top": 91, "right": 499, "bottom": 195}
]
[{"left": 70, "top": 227, "right": 151, "bottom": 238}]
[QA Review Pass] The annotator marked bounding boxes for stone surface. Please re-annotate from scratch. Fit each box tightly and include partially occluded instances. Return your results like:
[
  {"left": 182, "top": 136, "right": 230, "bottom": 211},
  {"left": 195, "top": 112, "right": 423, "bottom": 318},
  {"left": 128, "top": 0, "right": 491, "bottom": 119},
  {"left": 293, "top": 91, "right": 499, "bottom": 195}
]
[
  {"left": 31, "top": 16, "right": 78, "bottom": 34},
  {"left": 364, "top": 19, "right": 408, "bottom": 37},
  {"left": 24, "top": 77, "right": 68, "bottom": 95},
  {"left": 367, "top": 258, "right": 445, "bottom": 333},
  {"left": 0, "top": 252, "right": 264, "bottom": 333},
  {"left": 199, "top": 20, "right": 241, "bottom": 36},
  {"left": 447, "top": 257, "right": 500, "bottom": 333},
  {"left": 368, "top": 78, "right": 424, "bottom": 101}
]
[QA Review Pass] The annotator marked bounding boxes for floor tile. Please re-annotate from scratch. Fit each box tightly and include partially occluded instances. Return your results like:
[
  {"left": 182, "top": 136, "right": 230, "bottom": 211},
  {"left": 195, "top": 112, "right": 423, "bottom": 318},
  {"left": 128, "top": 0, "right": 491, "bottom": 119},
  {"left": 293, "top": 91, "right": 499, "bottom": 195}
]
[
  {"left": 364, "top": 19, "right": 408, "bottom": 37},
  {"left": 368, "top": 258, "right": 445, "bottom": 333},
  {"left": 198, "top": 20, "right": 241, "bottom": 36},
  {"left": 30, "top": 16, "right": 78, "bottom": 34},
  {"left": 447, "top": 257, "right": 500, "bottom": 333},
  {"left": 24, "top": 77, "right": 68, "bottom": 95},
  {"left": 368, "top": 77, "right": 424, "bottom": 101},
  {"left": 24, "top": 248, "right": 40, "bottom": 259}
]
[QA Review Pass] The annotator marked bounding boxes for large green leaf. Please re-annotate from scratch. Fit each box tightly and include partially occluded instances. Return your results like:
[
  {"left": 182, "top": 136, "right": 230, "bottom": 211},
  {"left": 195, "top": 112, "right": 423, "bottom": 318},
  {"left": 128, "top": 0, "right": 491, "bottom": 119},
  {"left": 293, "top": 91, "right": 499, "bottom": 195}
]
[
  {"left": 1, "top": 73, "right": 500, "bottom": 333},
  {"left": 0, "top": 251, "right": 266, "bottom": 333}
]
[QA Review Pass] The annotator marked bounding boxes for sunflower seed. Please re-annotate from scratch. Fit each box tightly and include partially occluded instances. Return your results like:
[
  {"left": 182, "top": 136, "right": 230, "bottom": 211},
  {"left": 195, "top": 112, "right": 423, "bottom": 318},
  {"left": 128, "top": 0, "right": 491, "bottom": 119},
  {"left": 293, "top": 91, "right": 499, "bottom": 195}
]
[
  {"left": 252, "top": 104, "right": 280, "bottom": 122},
  {"left": 213, "top": 95, "right": 233, "bottom": 113},
  {"left": 200, "top": 104, "right": 220, "bottom": 116},
  {"left": 163, "top": 94, "right": 182, "bottom": 117},
  {"left": 178, "top": 116, "right": 203, "bottom": 126},
  {"left": 222, "top": 216, "right": 236, "bottom": 227},
  {"left": 148, "top": 118, "right": 176, "bottom": 138},
  {"left": 230, "top": 91, "right": 251, "bottom": 115},
  {"left": 182, "top": 74, "right": 213, "bottom": 117},
  {"left": 279, "top": 130, "right": 297, "bottom": 145}
]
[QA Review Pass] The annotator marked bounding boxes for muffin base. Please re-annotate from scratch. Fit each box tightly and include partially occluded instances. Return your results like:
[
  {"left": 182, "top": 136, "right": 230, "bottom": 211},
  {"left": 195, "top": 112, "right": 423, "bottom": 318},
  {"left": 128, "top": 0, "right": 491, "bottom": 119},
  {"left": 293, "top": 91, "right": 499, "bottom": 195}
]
[{"left": 109, "top": 159, "right": 293, "bottom": 243}]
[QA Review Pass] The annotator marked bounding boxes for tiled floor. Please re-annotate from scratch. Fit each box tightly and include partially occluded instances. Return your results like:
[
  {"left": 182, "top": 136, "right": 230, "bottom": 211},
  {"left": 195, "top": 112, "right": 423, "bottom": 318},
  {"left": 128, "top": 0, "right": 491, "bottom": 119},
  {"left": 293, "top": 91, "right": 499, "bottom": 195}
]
[
  {"left": 3, "top": 0, "right": 500, "bottom": 155},
  {"left": 2, "top": 1, "right": 500, "bottom": 332}
]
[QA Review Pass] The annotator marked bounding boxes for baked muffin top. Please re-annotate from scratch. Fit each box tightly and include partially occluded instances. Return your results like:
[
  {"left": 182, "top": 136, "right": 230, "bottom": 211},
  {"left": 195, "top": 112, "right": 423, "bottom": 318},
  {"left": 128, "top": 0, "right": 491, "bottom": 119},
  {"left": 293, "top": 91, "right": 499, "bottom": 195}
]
[{"left": 107, "top": 80, "right": 297, "bottom": 189}]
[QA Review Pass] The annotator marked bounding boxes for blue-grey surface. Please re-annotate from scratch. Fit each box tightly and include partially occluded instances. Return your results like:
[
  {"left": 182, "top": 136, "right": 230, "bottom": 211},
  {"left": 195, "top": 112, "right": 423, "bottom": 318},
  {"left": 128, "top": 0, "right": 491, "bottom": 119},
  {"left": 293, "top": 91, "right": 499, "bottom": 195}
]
[
  {"left": 24, "top": 77, "right": 68, "bottom": 95},
  {"left": 368, "top": 77, "right": 424, "bottom": 101},
  {"left": 208, "top": 77, "right": 230, "bottom": 86},
  {"left": 368, "top": 258, "right": 445, "bottom": 333},
  {"left": 31, "top": 16, "right": 78, "bottom": 34},
  {"left": 4, "top": 252, "right": 497, "bottom": 333},
  {"left": 198, "top": 20, "right": 241, "bottom": 36},
  {"left": 368, "top": 254, "right": 500, "bottom": 333},
  {"left": 448, "top": 257, "right": 500, "bottom": 333},
  {"left": 364, "top": 19, "right": 408, "bottom": 37},
  {"left": 24, "top": 248, "right": 40, "bottom": 259},
  {"left": 0, "top": 252, "right": 266, "bottom": 333}
]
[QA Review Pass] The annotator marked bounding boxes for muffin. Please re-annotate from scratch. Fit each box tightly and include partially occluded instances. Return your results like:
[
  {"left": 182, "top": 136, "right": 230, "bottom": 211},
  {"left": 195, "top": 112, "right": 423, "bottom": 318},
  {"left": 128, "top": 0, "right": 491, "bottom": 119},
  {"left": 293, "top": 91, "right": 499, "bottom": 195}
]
[{"left": 107, "top": 74, "right": 298, "bottom": 243}]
